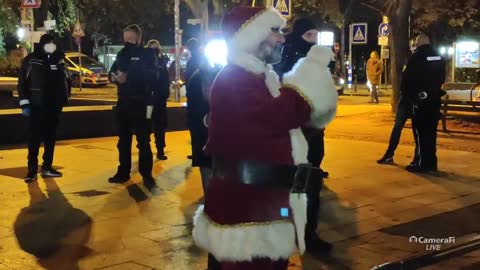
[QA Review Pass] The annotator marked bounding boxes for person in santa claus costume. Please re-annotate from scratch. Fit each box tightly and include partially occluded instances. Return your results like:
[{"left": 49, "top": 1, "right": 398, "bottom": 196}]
[{"left": 192, "top": 6, "right": 338, "bottom": 270}]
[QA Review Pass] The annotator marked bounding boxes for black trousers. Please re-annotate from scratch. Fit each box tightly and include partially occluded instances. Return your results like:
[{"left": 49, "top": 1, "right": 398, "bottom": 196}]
[
  {"left": 115, "top": 100, "right": 153, "bottom": 178},
  {"left": 304, "top": 128, "right": 325, "bottom": 235},
  {"left": 152, "top": 102, "right": 168, "bottom": 154},
  {"left": 411, "top": 107, "right": 439, "bottom": 169},
  {"left": 28, "top": 106, "right": 62, "bottom": 172},
  {"left": 384, "top": 101, "right": 410, "bottom": 158}
]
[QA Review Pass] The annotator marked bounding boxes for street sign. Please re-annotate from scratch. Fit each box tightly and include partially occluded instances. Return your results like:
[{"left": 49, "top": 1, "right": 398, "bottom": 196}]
[
  {"left": 378, "top": 23, "right": 391, "bottom": 37},
  {"left": 381, "top": 47, "right": 390, "bottom": 59},
  {"left": 351, "top": 23, "right": 367, "bottom": 44},
  {"left": 44, "top": 20, "right": 56, "bottom": 30},
  {"left": 378, "top": 36, "right": 389, "bottom": 46},
  {"left": 21, "top": 0, "right": 41, "bottom": 8},
  {"left": 72, "top": 21, "right": 85, "bottom": 38},
  {"left": 273, "top": 0, "right": 292, "bottom": 18}
]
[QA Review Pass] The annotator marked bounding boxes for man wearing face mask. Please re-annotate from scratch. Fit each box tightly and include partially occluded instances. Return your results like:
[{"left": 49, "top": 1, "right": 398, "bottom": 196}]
[
  {"left": 18, "top": 34, "right": 71, "bottom": 183},
  {"left": 192, "top": 7, "right": 338, "bottom": 269},
  {"left": 146, "top": 39, "right": 170, "bottom": 160},
  {"left": 108, "top": 24, "right": 159, "bottom": 190},
  {"left": 275, "top": 18, "right": 332, "bottom": 255}
]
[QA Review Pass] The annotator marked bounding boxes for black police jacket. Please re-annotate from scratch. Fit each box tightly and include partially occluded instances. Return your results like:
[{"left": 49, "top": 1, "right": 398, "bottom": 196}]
[
  {"left": 18, "top": 46, "right": 71, "bottom": 108},
  {"left": 274, "top": 34, "right": 314, "bottom": 80},
  {"left": 402, "top": 45, "right": 446, "bottom": 110},
  {"left": 110, "top": 43, "right": 158, "bottom": 104}
]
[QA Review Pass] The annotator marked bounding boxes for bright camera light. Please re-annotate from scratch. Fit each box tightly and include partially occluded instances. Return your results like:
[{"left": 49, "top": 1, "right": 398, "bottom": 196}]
[
  {"left": 205, "top": 39, "right": 228, "bottom": 67},
  {"left": 17, "top": 28, "right": 25, "bottom": 40},
  {"left": 448, "top": 47, "right": 454, "bottom": 55},
  {"left": 439, "top": 47, "right": 446, "bottom": 55},
  {"left": 318, "top": 31, "right": 334, "bottom": 46}
]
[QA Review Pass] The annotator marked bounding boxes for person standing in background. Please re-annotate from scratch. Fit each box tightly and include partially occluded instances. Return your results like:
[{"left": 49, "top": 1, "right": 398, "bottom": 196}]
[
  {"left": 146, "top": 39, "right": 170, "bottom": 160},
  {"left": 366, "top": 51, "right": 383, "bottom": 103}
]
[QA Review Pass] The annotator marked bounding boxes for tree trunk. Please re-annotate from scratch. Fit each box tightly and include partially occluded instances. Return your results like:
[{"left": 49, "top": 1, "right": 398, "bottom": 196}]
[
  {"left": 33, "top": 0, "right": 49, "bottom": 30},
  {"left": 388, "top": 0, "right": 412, "bottom": 112}
]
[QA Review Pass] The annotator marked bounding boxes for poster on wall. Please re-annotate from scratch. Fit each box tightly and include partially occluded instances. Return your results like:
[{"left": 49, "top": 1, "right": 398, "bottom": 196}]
[{"left": 456, "top": 41, "right": 480, "bottom": 68}]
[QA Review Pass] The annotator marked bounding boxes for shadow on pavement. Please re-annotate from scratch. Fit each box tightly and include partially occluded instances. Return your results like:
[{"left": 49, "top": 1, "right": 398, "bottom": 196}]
[
  {"left": 13, "top": 179, "right": 92, "bottom": 270},
  {"left": 0, "top": 166, "right": 65, "bottom": 180},
  {"left": 126, "top": 183, "right": 149, "bottom": 202},
  {"left": 302, "top": 184, "right": 358, "bottom": 270}
]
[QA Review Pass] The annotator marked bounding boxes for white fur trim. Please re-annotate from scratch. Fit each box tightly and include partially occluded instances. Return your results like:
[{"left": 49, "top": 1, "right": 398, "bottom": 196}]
[
  {"left": 192, "top": 206, "right": 298, "bottom": 261},
  {"left": 229, "top": 8, "right": 286, "bottom": 53},
  {"left": 290, "top": 193, "right": 307, "bottom": 254},
  {"left": 19, "top": 99, "right": 30, "bottom": 106},
  {"left": 289, "top": 129, "right": 308, "bottom": 165},
  {"left": 284, "top": 46, "right": 338, "bottom": 129},
  {"left": 228, "top": 52, "right": 267, "bottom": 75}
]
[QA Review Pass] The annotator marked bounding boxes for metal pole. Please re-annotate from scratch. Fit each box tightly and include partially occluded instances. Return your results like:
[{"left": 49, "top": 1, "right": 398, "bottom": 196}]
[
  {"left": 451, "top": 42, "right": 456, "bottom": 83},
  {"left": 348, "top": 24, "right": 352, "bottom": 68},
  {"left": 78, "top": 38, "right": 82, "bottom": 92},
  {"left": 174, "top": 0, "right": 181, "bottom": 102},
  {"left": 202, "top": 0, "right": 209, "bottom": 42}
]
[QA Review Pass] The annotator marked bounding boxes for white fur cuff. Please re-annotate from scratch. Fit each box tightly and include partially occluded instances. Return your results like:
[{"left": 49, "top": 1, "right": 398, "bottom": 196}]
[
  {"left": 283, "top": 46, "right": 338, "bottom": 129},
  {"left": 192, "top": 206, "right": 298, "bottom": 262}
]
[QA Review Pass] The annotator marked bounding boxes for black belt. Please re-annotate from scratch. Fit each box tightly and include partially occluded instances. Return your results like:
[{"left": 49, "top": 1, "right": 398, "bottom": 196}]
[{"left": 212, "top": 159, "right": 323, "bottom": 193}]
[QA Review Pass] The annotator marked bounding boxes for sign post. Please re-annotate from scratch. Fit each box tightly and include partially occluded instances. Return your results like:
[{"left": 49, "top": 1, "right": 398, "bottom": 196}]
[
  {"left": 20, "top": 0, "right": 41, "bottom": 52},
  {"left": 378, "top": 21, "right": 390, "bottom": 90},
  {"left": 349, "top": 23, "right": 367, "bottom": 90}
]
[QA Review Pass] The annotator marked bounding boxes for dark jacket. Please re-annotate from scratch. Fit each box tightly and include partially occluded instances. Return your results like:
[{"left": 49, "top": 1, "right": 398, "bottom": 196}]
[
  {"left": 402, "top": 44, "right": 446, "bottom": 110},
  {"left": 154, "top": 54, "right": 170, "bottom": 104},
  {"left": 18, "top": 44, "right": 71, "bottom": 108},
  {"left": 186, "top": 63, "right": 221, "bottom": 168},
  {"left": 275, "top": 34, "right": 315, "bottom": 80},
  {"left": 109, "top": 44, "right": 158, "bottom": 104}
]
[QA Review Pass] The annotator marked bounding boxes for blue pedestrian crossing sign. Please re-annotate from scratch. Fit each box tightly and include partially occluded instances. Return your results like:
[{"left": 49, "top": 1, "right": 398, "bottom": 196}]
[
  {"left": 273, "top": 0, "right": 292, "bottom": 18},
  {"left": 351, "top": 23, "right": 368, "bottom": 45},
  {"left": 378, "top": 23, "right": 391, "bottom": 37}
]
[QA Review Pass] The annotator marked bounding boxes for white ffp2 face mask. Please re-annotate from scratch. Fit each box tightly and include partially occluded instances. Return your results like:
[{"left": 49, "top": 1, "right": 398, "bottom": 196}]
[{"left": 43, "top": 43, "right": 57, "bottom": 54}]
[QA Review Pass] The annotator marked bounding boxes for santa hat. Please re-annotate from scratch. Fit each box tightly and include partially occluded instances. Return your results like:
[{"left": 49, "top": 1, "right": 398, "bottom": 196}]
[{"left": 222, "top": 6, "right": 286, "bottom": 52}]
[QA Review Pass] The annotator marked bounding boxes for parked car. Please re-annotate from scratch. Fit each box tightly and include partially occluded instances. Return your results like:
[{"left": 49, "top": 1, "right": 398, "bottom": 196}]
[{"left": 65, "top": 52, "right": 109, "bottom": 87}]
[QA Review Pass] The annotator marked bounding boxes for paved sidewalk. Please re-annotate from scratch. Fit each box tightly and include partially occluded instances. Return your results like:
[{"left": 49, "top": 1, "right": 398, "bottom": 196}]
[{"left": 0, "top": 132, "right": 479, "bottom": 270}]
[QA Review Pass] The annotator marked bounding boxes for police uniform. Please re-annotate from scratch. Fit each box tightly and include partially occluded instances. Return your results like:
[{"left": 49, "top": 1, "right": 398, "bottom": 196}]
[
  {"left": 402, "top": 44, "right": 446, "bottom": 171},
  {"left": 109, "top": 43, "right": 158, "bottom": 183}
]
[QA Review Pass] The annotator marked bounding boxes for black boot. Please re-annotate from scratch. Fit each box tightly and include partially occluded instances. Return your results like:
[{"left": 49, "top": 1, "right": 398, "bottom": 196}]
[
  {"left": 207, "top": 253, "right": 222, "bottom": 270},
  {"left": 305, "top": 231, "right": 333, "bottom": 255}
]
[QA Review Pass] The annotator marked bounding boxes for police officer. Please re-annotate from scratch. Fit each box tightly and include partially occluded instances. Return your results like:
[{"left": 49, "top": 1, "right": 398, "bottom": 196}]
[
  {"left": 146, "top": 39, "right": 170, "bottom": 160},
  {"left": 18, "top": 34, "right": 71, "bottom": 183},
  {"left": 109, "top": 25, "right": 159, "bottom": 189},
  {"left": 403, "top": 34, "right": 446, "bottom": 173},
  {"left": 275, "top": 18, "right": 332, "bottom": 255}
]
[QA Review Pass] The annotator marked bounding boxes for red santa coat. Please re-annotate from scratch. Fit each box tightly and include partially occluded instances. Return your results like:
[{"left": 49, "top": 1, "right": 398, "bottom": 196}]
[{"left": 193, "top": 47, "right": 338, "bottom": 262}]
